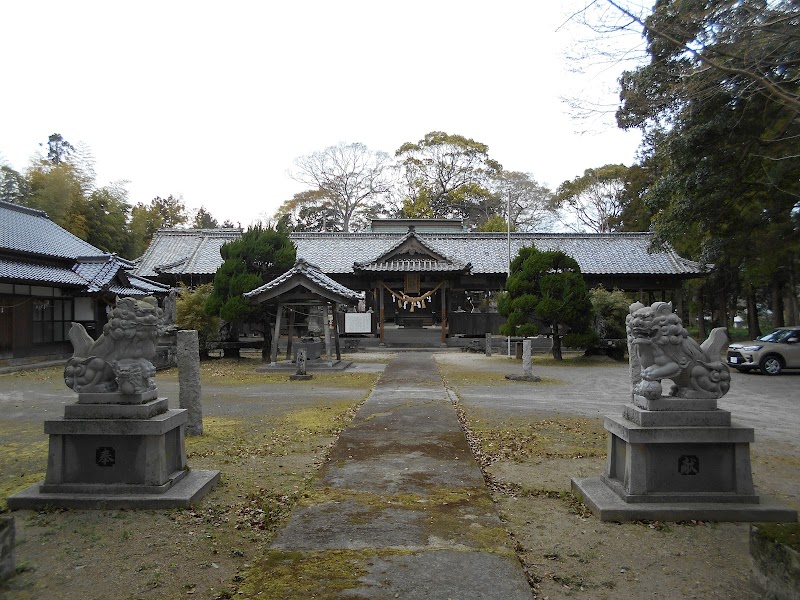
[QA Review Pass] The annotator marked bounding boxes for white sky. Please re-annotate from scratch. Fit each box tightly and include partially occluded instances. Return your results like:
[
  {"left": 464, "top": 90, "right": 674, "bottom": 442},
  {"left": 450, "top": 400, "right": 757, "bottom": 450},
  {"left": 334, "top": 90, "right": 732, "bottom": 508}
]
[{"left": 0, "top": 1, "right": 642, "bottom": 228}]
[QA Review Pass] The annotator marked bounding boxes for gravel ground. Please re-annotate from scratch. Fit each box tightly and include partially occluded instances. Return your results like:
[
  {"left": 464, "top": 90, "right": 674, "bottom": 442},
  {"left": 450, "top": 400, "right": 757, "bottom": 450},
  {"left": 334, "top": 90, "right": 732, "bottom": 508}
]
[
  {"left": 435, "top": 352, "right": 800, "bottom": 600},
  {"left": 0, "top": 352, "right": 796, "bottom": 599}
]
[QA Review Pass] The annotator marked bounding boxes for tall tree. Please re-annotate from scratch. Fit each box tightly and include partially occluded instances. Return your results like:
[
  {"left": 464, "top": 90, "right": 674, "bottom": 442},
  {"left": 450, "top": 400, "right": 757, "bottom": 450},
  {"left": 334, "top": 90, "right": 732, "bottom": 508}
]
[
  {"left": 610, "top": 0, "right": 800, "bottom": 331},
  {"left": 276, "top": 190, "right": 342, "bottom": 232},
  {"left": 552, "top": 164, "right": 629, "bottom": 233},
  {"left": 290, "top": 142, "right": 393, "bottom": 232},
  {"left": 498, "top": 245, "right": 596, "bottom": 360},
  {"left": 205, "top": 224, "right": 296, "bottom": 358},
  {"left": 25, "top": 161, "right": 85, "bottom": 230},
  {"left": 149, "top": 194, "right": 188, "bottom": 228},
  {"left": 127, "top": 195, "right": 189, "bottom": 258},
  {"left": 489, "top": 170, "right": 555, "bottom": 231},
  {"left": 191, "top": 206, "right": 219, "bottom": 229},
  {"left": 42, "top": 133, "right": 76, "bottom": 166},
  {"left": 0, "top": 165, "right": 30, "bottom": 204},
  {"left": 592, "top": 0, "right": 800, "bottom": 118},
  {"left": 395, "top": 131, "right": 502, "bottom": 226},
  {"left": 84, "top": 186, "right": 132, "bottom": 255}
]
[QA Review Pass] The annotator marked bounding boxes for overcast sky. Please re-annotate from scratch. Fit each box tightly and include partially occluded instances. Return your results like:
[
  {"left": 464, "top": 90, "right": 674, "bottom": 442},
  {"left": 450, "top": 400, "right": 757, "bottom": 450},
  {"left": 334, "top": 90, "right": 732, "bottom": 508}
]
[{"left": 1, "top": 1, "right": 642, "bottom": 228}]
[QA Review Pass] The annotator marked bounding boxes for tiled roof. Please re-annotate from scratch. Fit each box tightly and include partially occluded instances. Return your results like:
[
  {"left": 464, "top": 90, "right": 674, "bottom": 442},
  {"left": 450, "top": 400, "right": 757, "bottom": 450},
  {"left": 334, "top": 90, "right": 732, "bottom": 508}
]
[
  {"left": 124, "top": 272, "right": 172, "bottom": 295},
  {"left": 244, "top": 258, "right": 364, "bottom": 302},
  {"left": 0, "top": 201, "right": 106, "bottom": 260},
  {"left": 74, "top": 256, "right": 170, "bottom": 295},
  {"left": 353, "top": 230, "right": 470, "bottom": 273},
  {"left": 0, "top": 257, "right": 88, "bottom": 286},
  {"left": 0, "top": 201, "right": 168, "bottom": 295},
  {"left": 107, "top": 274, "right": 171, "bottom": 297},
  {"left": 290, "top": 232, "right": 704, "bottom": 276},
  {"left": 134, "top": 228, "right": 243, "bottom": 277},
  {"left": 73, "top": 256, "right": 127, "bottom": 292}
]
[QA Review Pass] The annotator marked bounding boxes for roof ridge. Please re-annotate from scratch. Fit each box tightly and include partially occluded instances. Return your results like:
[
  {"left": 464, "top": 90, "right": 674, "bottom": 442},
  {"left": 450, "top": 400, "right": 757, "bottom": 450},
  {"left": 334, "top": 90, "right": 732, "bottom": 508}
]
[
  {"left": 0, "top": 201, "right": 49, "bottom": 219},
  {"left": 289, "top": 231, "right": 654, "bottom": 238},
  {"left": 156, "top": 227, "right": 243, "bottom": 235}
]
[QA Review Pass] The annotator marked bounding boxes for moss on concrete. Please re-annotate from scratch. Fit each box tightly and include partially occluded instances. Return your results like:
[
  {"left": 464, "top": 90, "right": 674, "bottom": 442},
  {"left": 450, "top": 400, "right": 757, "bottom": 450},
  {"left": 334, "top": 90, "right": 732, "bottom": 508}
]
[
  {"left": 238, "top": 549, "right": 372, "bottom": 598},
  {"left": 295, "top": 485, "right": 511, "bottom": 552}
]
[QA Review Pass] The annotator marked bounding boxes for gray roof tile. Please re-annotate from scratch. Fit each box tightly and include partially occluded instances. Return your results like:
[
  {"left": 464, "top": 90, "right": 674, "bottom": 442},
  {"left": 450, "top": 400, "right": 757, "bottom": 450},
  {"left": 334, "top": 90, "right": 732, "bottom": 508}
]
[
  {"left": 0, "top": 258, "right": 87, "bottom": 286},
  {"left": 290, "top": 232, "right": 703, "bottom": 276},
  {"left": 0, "top": 201, "right": 106, "bottom": 259},
  {"left": 244, "top": 258, "right": 363, "bottom": 302},
  {"left": 134, "top": 228, "right": 243, "bottom": 277},
  {"left": 0, "top": 201, "right": 168, "bottom": 296}
]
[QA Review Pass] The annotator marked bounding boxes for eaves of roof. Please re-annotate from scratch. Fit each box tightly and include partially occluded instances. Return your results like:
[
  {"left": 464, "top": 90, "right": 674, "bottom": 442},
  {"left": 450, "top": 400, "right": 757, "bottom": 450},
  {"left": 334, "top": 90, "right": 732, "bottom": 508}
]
[
  {"left": 354, "top": 259, "right": 471, "bottom": 273},
  {"left": 0, "top": 257, "right": 88, "bottom": 287}
]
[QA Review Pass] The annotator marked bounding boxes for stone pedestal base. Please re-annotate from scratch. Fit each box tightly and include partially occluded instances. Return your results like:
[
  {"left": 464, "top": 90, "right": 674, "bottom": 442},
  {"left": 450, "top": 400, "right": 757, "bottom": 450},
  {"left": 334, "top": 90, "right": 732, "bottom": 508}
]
[
  {"left": 571, "top": 477, "right": 796, "bottom": 522},
  {"left": 7, "top": 470, "right": 219, "bottom": 510},
  {"left": 571, "top": 397, "right": 798, "bottom": 522},
  {"left": 7, "top": 394, "right": 219, "bottom": 510}
]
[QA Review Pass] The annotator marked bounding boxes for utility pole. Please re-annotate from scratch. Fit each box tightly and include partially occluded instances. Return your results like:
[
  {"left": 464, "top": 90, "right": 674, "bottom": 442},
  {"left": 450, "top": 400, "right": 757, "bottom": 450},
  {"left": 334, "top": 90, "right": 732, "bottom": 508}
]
[{"left": 507, "top": 191, "right": 512, "bottom": 358}]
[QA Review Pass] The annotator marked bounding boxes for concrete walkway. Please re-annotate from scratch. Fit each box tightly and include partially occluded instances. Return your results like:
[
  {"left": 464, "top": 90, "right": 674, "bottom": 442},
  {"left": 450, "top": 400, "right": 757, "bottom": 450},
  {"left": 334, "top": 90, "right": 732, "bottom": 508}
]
[{"left": 260, "top": 352, "right": 533, "bottom": 599}]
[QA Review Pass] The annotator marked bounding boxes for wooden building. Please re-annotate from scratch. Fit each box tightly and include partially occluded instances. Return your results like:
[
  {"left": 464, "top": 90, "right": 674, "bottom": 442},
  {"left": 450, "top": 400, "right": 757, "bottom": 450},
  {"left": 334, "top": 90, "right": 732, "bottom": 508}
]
[
  {"left": 134, "top": 227, "right": 244, "bottom": 286},
  {"left": 0, "top": 201, "right": 170, "bottom": 361},
  {"left": 134, "top": 219, "right": 705, "bottom": 344},
  {"left": 291, "top": 219, "right": 705, "bottom": 342}
]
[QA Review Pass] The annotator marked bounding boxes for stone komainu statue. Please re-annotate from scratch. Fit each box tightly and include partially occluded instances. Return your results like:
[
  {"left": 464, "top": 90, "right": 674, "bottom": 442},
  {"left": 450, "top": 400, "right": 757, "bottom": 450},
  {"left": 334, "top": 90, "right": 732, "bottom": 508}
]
[
  {"left": 626, "top": 301, "right": 730, "bottom": 400},
  {"left": 64, "top": 296, "right": 163, "bottom": 394}
]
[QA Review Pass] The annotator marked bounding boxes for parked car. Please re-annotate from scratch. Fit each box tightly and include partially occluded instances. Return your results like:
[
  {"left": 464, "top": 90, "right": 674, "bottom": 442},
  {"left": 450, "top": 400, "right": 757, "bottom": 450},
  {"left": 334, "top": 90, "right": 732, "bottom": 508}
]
[{"left": 726, "top": 326, "right": 800, "bottom": 375}]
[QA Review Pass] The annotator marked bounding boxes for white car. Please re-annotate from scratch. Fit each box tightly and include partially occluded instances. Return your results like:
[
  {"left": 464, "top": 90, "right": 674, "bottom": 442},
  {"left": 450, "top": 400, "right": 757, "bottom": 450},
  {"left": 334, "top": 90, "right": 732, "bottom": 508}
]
[{"left": 726, "top": 327, "right": 800, "bottom": 375}]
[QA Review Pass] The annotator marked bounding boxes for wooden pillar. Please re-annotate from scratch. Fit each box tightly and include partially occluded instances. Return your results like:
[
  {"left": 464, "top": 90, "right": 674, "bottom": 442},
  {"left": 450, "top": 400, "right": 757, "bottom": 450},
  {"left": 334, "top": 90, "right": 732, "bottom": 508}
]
[
  {"left": 333, "top": 303, "right": 342, "bottom": 361},
  {"left": 323, "top": 303, "right": 333, "bottom": 365},
  {"left": 271, "top": 304, "right": 284, "bottom": 366},
  {"left": 379, "top": 283, "right": 385, "bottom": 346},
  {"left": 286, "top": 308, "right": 295, "bottom": 360},
  {"left": 674, "top": 286, "right": 685, "bottom": 323},
  {"left": 697, "top": 288, "right": 707, "bottom": 338},
  {"left": 440, "top": 283, "right": 447, "bottom": 346}
]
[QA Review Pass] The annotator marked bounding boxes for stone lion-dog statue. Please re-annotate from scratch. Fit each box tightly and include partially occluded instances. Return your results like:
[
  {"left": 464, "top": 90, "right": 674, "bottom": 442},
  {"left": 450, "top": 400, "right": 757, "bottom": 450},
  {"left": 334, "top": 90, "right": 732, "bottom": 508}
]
[
  {"left": 626, "top": 301, "right": 730, "bottom": 401},
  {"left": 64, "top": 296, "right": 163, "bottom": 395}
]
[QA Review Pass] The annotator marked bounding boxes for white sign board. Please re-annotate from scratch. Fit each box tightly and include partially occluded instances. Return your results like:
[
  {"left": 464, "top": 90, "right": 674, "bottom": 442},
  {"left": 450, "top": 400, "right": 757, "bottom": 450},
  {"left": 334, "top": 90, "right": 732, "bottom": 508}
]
[{"left": 344, "top": 313, "right": 372, "bottom": 334}]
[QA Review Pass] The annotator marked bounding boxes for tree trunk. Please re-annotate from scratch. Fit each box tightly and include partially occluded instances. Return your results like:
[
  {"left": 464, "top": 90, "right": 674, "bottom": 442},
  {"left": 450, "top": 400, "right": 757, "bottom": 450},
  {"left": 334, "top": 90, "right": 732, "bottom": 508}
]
[
  {"left": 221, "top": 320, "right": 240, "bottom": 358},
  {"left": 772, "top": 280, "right": 785, "bottom": 327},
  {"left": 262, "top": 313, "right": 272, "bottom": 362},
  {"left": 551, "top": 323, "right": 562, "bottom": 360},
  {"left": 785, "top": 265, "right": 798, "bottom": 324},
  {"left": 696, "top": 289, "right": 706, "bottom": 339},
  {"left": 716, "top": 287, "right": 728, "bottom": 329},
  {"left": 746, "top": 285, "right": 761, "bottom": 338}
]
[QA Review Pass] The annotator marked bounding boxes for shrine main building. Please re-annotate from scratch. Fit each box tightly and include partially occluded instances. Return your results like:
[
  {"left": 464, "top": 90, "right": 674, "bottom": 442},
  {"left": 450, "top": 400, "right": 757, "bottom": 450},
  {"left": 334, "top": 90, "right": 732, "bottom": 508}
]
[{"left": 135, "top": 218, "right": 705, "bottom": 344}]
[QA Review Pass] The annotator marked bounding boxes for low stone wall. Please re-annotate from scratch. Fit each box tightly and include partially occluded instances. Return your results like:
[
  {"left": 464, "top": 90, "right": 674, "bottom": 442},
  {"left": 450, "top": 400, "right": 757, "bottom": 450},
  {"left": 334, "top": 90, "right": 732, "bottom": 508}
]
[{"left": 750, "top": 524, "right": 800, "bottom": 599}]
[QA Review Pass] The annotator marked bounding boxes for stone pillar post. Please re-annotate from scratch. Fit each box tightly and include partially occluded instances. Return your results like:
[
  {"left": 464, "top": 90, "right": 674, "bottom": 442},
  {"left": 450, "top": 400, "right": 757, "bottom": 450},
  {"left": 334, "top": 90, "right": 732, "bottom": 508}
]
[
  {"left": 323, "top": 304, "right": 333, "bottom": 366},
  {"left": 440, "top": 284, "right": 447, "bottom": 346},
  {"left": 177, "top": 329, "right": 203, "bottom": 436},
  {"left": 271, "top": 304, "right": 284, "bottom": 366},
  {"left": 379, "top": 284, "right": 385, "bottom": 345},
  {"left": 485, "top": 332, "right": 492, "bottom": 356},
  {"left": 523, "top": 339, "right": 532, "bottom": 378}
]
